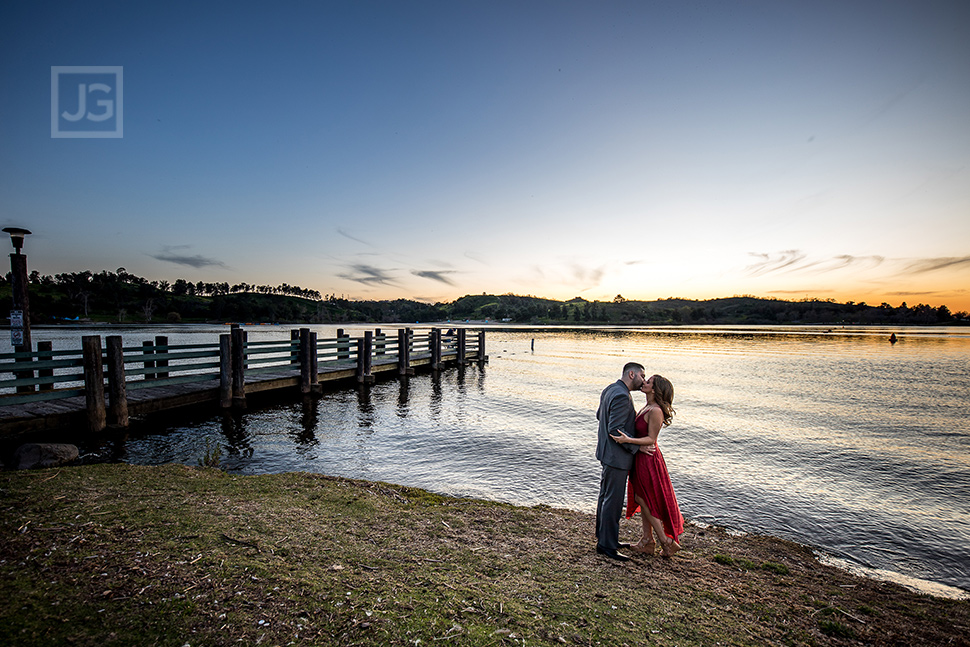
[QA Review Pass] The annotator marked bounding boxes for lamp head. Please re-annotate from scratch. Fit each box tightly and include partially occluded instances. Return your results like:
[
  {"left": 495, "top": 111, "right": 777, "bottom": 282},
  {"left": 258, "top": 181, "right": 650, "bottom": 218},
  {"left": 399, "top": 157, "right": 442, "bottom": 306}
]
[{"left": 2, "top": 227, "right": 31, "bottom": 254}]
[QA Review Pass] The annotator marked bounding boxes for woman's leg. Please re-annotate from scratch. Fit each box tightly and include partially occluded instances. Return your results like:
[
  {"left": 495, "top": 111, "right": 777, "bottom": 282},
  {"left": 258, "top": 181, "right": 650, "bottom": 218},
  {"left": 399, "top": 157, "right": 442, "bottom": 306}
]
[
  {"left": 641, "top": 498, "right": 680, "bottom": 557},
  {"left": 632, "top": 495, "right": 656, "bottom": 553}
]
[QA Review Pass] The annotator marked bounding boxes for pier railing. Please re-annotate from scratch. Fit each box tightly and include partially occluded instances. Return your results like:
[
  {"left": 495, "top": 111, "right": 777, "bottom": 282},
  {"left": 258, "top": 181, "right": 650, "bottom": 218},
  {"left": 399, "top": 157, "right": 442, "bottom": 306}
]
[{"left": 0, "top": 326, "right": 485, "bottom": 433}]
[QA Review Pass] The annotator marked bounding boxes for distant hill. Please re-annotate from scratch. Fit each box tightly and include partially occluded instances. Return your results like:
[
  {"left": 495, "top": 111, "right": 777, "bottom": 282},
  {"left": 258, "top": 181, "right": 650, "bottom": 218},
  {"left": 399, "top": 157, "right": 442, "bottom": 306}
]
[{"left": 1, "top": 269, "right": 964, "bottom": 326}]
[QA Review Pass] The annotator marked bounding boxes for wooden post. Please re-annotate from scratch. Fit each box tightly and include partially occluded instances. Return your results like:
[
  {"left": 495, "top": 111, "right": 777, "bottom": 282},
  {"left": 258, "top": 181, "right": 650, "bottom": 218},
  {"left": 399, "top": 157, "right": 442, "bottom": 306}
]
[
  {"left": 154, "top": 335, "right": 169, "bottom": 380},
  {"left": 398, "top": 328, "right": 414, "bottom": 376},
  {"left": 375, "top": 328, "right": 385, "bottom": 356},
  {"left": 355, "top": 337, "right": 364, "bottom": 382},
  {"left": 356, "top": 332, "right": 374, "bottom": 384},
  {"left": 231, "top": 326, "right": 246, "bottom": 408},
  {"left": 430, "top": 328, "right": 442, "bottom": 370},
  {"left": 457, "top": 328, "right": 467, "bottom": 364},
  {"left": 105, "top": 335, "right": 128, "bottom": 428},
  {"left": 81, "top": 335, "right": 106, "bottom": 432},
  {"left": 337, "top": 329, "right": 350, "bottom": 361},
  {"left": 142, "top": 340, "right": 155, "bottom": 380},
  {"left": 37, "top": 341, "right": 53, "bottom": 392},
  {"left": 478, "top": 330, "right": 487, "bottom": 362},
  {"left": 299, "top": 328, "right": 312, "bottom": 394},
  {"left": 219, "top": 334, "right": 232, "bottom": 408},
  {"left": 10, "top": 252, "right": 34, "bottom": 393},
  {"left": 309, "top": 331, "right": 319, "bottom": 392},
  {"left": 362, "top": 331, "right": 373, "bottom": 383},
  {"left": 290, "top": 329, "right": 300, "bottom": 365}
]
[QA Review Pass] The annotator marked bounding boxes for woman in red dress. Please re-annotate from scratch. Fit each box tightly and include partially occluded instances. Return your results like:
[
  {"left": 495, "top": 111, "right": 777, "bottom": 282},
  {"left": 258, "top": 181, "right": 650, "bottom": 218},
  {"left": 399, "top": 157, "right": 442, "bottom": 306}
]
[{"left": 611, "top": 374, "right": 683, "bottom": 557}]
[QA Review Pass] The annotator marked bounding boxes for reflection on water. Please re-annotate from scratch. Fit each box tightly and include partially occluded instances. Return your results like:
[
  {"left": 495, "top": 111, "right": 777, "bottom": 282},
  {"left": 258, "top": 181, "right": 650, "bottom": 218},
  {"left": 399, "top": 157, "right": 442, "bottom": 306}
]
[{"left": 71, "top": 325, "right": 970, "bottom": 597}]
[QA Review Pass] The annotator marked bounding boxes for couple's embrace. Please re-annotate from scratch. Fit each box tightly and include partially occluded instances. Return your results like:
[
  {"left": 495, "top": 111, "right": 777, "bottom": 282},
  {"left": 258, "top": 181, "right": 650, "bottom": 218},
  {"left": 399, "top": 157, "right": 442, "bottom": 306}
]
[{"left": 595, "top": 362, "right": 683, "bottom": 562}]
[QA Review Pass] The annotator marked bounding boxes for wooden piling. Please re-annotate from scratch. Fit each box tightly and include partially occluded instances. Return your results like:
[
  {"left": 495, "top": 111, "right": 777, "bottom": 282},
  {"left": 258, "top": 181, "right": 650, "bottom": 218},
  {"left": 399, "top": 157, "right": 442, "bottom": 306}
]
[
  {"left": 290, "top": 329, "right": 300, "bottom": 365},
  {"left": 430, "top": 328, "right": 442, "bottom": 370},
  {"left": 231, "top": 327, "right": 247, "bottom": 408},
  {"left": 375, "top": 328, "right": 385, "bottom": 356},
  {"left": 13, "top": 341, "right": 34, "bottom": 394},
  {"left": 357, "top": 331, "right": 374, "bottom": 383},
  {"left": 337, "top": 329, "right": 350, "bottom": 361},
  {"left": 219, "top": 334, "right": 232, "bottom": 408},
  {"left": 363, "top": 331, "right": 373, "bottom": 382},
  {"left": 309, "top": 331, "right": 319, "bottom": 392},
  {"left": 478, "top": 330, "right": 487, "bottom": 362},
  {"left": 37, "top": 341, "right": 53, "bottom": 392},
  {"left": 142, "top": 340, "right": 155, "bottom": 380},
  {"left": 299, "top": 328, "right": 312, "bottom": 394},
  {"left": 154, "top": 336, "right": 169, "bottom": 379},
  {"left": 81, "top": 335, "right": 106, "bottom": 432},
  {"left": 105, "top": 335, "right": 128, "bottom": 428},
  {"left": 398, "top": 328, "right": 414, "bottom": 376},
  {"left": 457, "top": 328, "right": 467, "bottom": 364}
]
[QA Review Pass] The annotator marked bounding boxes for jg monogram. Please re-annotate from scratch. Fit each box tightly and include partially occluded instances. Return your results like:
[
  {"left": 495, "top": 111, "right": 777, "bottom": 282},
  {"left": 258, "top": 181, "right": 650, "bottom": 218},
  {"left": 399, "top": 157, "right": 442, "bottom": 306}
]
[
  {"left": 61, "top": 82, "right": 115, "bottom": 122},
  {"left": 51, "top": 66, "right": 123, "bottom": 138}
]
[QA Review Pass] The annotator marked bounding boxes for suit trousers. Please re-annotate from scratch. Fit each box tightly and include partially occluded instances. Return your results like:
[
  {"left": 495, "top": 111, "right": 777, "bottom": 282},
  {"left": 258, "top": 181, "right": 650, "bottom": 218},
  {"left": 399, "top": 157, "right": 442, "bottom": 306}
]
[{"left": 595, "top": 463, "right": 628, "bottom": 553}]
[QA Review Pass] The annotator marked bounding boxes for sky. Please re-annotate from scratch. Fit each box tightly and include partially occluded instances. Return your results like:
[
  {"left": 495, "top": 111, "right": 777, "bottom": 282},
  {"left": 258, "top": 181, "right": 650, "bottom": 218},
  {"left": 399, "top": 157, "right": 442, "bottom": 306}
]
[{"left": 1, "top": 0, "right": 968, "bottom": 311}]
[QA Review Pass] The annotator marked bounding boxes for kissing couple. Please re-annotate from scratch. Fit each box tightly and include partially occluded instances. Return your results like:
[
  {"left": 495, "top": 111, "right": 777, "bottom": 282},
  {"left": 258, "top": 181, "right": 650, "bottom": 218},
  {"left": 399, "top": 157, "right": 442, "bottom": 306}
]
[{"left": 594, "top": 362, "right": 683, "bottom": 562}]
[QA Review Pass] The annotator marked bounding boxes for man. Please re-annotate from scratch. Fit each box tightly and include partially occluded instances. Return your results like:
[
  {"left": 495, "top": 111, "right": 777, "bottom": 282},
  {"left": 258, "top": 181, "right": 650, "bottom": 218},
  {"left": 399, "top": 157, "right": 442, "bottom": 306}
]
[{"left": 595, "top": 362, "right": 649, "bottom": 561}]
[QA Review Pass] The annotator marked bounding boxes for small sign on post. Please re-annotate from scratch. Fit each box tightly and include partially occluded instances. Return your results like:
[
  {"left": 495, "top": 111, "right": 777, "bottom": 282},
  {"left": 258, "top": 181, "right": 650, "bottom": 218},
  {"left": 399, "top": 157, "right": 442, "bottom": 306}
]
[{"left": 10, "top": 310, "right": 23, "bottom": 346}]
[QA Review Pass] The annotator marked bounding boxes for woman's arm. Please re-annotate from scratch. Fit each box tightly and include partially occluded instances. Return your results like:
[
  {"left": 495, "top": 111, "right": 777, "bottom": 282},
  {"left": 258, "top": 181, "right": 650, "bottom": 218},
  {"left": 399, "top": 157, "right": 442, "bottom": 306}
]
[
  {"left": 610, "top": 429, "right": 655, "bottom": 447},
  {"left": 610, "top": 408, "right": 663, "bottom": 447}
]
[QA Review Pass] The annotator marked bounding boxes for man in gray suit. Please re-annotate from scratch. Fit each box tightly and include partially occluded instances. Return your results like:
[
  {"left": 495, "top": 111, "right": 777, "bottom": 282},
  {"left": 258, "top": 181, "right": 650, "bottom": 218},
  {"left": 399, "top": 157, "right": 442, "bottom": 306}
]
[{"left": 595, "top": 362, "right": 649, "bottom": 561}]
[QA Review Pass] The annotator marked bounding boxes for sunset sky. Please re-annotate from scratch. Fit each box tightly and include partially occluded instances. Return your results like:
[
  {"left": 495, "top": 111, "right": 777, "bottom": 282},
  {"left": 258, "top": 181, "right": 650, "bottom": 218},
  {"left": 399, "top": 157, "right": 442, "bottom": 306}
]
[{"left": 2, "top": 1, "right": 968, "bottom": 311}]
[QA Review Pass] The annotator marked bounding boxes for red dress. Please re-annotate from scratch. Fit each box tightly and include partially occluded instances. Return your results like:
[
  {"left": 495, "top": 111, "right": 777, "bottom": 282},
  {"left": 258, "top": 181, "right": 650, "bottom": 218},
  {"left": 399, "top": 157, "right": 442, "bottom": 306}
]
[{"left": 625, "top": 409, "right": 684, "bottom": 542}]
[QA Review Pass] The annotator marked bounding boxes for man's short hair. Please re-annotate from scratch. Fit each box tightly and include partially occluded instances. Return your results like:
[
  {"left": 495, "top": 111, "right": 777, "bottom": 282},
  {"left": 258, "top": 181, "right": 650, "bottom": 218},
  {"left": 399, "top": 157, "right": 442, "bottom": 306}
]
[{"left": 622, "top": 361, "right": 645, "bottom": 376}]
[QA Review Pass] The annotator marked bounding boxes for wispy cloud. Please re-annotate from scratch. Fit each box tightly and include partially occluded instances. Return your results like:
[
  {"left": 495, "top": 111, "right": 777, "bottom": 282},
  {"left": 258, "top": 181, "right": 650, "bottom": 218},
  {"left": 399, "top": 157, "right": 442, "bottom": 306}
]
[
  {"left": 151, "top": 246, "right": 228, "bottom": 269},
  {"left": 337, "top": 228, "right": 374, "bottom": 246},
  {"left": 904, "top": 256, "right": 970, "bottom": 274},
  {"left": 746, "top": 251, "right": 884, "bottom": 277},
  {"left": 745, "top": 250, "right": 806, "bottom": 277},
  {"left": 339, "top": 264, "right": 397, "bottom": 286},
  {"left": 412, "top": 270, "right": 457, "bottom": 286}
]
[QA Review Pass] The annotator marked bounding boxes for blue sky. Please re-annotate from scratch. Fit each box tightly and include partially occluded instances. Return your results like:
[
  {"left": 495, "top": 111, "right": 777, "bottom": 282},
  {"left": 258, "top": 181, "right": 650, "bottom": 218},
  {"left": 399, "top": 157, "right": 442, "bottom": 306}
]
[{"left": 2, "top": 0, "right": 968, "bottom": 309}]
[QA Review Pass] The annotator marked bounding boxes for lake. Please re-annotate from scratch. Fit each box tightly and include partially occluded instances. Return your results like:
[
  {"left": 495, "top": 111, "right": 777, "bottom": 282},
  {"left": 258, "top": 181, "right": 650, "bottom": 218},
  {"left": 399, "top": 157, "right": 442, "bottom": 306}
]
[{"left": 14, "top": 323, "right": 970, "bottom": 598}]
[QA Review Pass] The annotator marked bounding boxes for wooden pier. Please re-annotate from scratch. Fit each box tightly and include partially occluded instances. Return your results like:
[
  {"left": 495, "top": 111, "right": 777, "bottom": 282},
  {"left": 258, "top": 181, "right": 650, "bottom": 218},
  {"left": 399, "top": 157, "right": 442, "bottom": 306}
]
[{"left": 0, "top": 326, "right": 487, "bottom": 439}]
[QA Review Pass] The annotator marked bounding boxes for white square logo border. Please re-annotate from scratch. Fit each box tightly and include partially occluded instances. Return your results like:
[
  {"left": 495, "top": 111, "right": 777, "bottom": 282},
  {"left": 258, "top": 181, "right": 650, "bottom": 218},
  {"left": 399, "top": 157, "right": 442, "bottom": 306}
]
[{"left": 51, "top": 66, "right": 124, "bottom": 139}]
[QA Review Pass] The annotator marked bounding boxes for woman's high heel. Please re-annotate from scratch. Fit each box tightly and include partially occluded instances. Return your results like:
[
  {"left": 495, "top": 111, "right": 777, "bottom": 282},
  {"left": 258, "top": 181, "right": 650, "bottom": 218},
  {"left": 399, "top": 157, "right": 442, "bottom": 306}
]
[
  {"left": 661, "top": 537, "right": 681, "bottom": 558},
  {"left": 630, "top": 540, "right": 656, "bottom": 555}
]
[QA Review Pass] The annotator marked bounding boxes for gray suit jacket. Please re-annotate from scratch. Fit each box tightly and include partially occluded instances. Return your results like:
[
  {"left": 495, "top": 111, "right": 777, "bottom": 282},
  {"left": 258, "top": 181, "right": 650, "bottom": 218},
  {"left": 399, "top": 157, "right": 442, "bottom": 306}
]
[{"left": 596, "top": 379, "right": 639, "bottom": 470}]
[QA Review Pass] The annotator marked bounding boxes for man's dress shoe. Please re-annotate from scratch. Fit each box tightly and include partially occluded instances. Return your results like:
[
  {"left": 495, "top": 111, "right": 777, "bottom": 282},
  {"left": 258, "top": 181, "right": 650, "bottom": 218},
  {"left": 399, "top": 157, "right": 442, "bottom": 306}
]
[{"left": 596, "top": 546, "right": 631, "bottom": 562}]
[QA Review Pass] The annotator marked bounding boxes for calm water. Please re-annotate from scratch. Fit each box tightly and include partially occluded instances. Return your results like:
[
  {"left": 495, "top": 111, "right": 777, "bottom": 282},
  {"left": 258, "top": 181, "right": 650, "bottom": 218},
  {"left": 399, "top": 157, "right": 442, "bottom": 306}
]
[{"left": 15, "top": 324, "right": 970, "bottom": 597}]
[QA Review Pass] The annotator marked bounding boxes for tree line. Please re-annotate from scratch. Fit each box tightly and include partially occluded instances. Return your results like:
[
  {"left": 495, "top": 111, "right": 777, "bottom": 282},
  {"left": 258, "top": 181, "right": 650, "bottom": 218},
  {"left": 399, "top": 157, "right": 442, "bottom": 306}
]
[{"left": 2, "top": 268, "right": 966, "bottom": 326}]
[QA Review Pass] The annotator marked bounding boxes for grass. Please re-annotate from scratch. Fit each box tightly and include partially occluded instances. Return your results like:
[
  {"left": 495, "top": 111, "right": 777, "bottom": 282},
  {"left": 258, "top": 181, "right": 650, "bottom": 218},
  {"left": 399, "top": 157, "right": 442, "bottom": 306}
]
[{"left": 1, "top": 463, "right": 968, "bottom": 646}]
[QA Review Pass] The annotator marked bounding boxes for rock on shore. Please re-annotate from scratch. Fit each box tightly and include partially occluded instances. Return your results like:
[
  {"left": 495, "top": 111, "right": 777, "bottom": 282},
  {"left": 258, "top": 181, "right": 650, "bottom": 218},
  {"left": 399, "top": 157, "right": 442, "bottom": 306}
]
[{"left": 12, "top": 443, "right": 79, "bottom": 470}]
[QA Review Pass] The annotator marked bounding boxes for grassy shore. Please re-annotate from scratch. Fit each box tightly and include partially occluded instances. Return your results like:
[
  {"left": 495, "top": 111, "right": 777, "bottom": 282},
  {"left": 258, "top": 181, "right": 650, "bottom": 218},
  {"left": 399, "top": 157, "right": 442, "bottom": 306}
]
[{"left": 1, "top": 464, "right": 967, "bottom": 646}]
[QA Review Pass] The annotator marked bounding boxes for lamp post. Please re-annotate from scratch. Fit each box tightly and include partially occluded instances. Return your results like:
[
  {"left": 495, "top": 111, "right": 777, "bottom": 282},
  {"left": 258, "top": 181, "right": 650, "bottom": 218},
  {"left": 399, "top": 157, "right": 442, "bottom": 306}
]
[{"left": 4, "top": 227, "right": 33, "bottom": 392}]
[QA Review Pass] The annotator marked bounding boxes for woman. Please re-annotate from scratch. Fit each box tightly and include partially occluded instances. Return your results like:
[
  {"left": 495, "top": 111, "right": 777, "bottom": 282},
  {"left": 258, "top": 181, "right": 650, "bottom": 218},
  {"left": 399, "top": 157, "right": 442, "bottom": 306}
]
[{"left": 610, "top": 374, "right": 683, "bottom": 557}]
